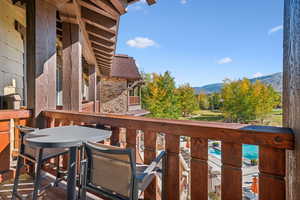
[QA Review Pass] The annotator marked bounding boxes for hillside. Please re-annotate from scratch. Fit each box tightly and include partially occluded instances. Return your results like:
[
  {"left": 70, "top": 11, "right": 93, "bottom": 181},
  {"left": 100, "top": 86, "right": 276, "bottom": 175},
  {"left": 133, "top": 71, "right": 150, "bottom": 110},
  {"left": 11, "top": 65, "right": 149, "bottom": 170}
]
[{"left": 194, "top": 72, "right": 282, "bottom": 94}]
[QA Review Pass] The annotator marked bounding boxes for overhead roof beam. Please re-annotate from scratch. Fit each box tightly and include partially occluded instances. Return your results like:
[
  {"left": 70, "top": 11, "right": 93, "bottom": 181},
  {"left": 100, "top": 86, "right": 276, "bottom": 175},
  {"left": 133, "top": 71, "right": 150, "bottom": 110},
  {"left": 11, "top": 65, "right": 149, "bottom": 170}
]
[
  {"left": 83, "top": 19, "right": 116, "bottom": 36},
  {"left": 110, "top": 0, "right": 126, "bottom": 14},
  {"left": 79, "top": 0, "right": 118, "bottom": 21},
  {"left": 89, "top": 0, "right": 119, "bottom": 17}
]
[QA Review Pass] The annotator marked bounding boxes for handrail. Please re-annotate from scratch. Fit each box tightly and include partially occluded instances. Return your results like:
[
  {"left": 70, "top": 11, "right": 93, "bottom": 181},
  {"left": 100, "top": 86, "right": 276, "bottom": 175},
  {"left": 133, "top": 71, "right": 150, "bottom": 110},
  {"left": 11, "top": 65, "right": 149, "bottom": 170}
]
[
  {"left": 43, "top": 109, "right": 294, "bottom": 149},
  {"left": 43, "top": 109, "right": 294, "bottom": 200},
  {"left": 0, "top": 109, "right": 32, "bottom": 120}
]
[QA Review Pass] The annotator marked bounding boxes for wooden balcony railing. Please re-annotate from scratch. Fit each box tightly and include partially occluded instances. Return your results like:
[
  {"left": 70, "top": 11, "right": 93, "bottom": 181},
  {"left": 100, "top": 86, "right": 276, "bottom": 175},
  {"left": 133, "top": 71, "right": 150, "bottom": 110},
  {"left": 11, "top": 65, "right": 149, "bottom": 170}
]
[
  {"left": 0, "top": 109, "right": 31, "bottom": 173},
  {"left": 129, "top": 96, "right": 140, "bottom": 106},
  {"left": 43, "top": 109, "right": 294, "bottom": 200}
]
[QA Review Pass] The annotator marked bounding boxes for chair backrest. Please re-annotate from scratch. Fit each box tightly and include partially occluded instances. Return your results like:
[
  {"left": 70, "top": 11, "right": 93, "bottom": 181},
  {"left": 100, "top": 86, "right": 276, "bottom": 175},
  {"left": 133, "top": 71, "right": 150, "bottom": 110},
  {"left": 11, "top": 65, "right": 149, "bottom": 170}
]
[{"left": 84, "top": 142, "right": 137, "bottom": 199}]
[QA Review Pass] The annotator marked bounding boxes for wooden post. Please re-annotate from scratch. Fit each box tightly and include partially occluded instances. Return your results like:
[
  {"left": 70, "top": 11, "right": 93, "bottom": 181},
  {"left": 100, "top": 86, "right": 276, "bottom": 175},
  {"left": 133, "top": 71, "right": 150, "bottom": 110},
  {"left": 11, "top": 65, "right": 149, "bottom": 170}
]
[
  {"left": 221, "top": 142, "right": 242, "bottom": 200},
  {"left": 62, "top": 22, "right": 82, "bottom": 112},
  {"left": 283, "top": 0, "right": 300, "bottom": 199},
  {"left": 88, "top": 64, "right": 97, "bottom": 112},
  {"left": 259, "top": 146, "right": 286, "bottom": 200},
  {"left": 190, "top": 138, "right": 208, "bottom": 200},
  {"left": 144, "top": 131, "right": 157, "bottom": 200},
  {"left": 26, "top": 0, "right": 57, "bottom": 128},
  {"left": 165, "top": 134, "right": 180, "bottom": 200},
  {"left": 126, "top": 129, "right": 136, "bottom": 150},
  {"left": 110, "top": 127, "right": 120, "bottom": 146},
  {"left": 97, "top": 77, "right": 101, "bottom": 113}
]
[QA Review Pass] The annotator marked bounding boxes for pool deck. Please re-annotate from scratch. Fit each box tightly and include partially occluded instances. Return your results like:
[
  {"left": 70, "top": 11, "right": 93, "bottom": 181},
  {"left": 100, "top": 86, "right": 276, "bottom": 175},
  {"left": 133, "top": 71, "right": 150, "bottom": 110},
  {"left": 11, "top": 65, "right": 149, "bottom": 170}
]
[{"left": 208, "top": 154, "right": 258, "bottom": 188}]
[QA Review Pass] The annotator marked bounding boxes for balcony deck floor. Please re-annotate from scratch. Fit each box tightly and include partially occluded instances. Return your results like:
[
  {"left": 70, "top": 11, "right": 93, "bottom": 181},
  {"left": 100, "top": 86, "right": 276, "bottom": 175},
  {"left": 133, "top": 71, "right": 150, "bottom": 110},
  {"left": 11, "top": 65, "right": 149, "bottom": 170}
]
[{"left": 0, "top": 173, "right": 103, "bottom": 200}]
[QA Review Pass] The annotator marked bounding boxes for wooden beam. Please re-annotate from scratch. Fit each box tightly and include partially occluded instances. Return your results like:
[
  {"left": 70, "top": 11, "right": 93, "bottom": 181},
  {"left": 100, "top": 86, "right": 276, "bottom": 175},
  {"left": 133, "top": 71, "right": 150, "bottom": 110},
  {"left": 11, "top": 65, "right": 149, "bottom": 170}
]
[
  {"left": 283, "top": 0, "right": 300, "bottom": 199},
  {"left": 59, "top": 1, "right": 98, "bottom": 67},
  {"left": 94, "top": 48, "right": 114, "bottom": 57},
  {"left": 90, "top": 37, "right": 114, "bottom": 49},
  {"left": 45, "top": 0, "right": 70, "bottom": 9},
  {"left": 26, "top": 0, "right": 57, "bottom": 128},
  {"left": 78, "top": 0, "right": 118, "bottom": 21},
  {"left": 94, "top": 51, "right": 113, "bottom": 60},
  {"left": 83, "top": 18, "right": 116, "bottom": 35},
  {"left": 91, "top": 42, "right": 114, "bottom": 53},
  {"left": 62, "top": 22, "right": 83, "bottom": 112},
  {"left": 96, "top": 57, "right": 112, "bottom": 64},
  {"left": 86, "top": 23, "right": 115, "bottom": 40},
  {"left": 110, "top": 0, "right": 126, "bottom": 14},
  {"left": 88, "top": 31, "right": 115, "bottom": 45},
  {"left": 146, "top": 0, "right": 156, "bottom": 5},
  {"left": 89, "top": 0, "right": 119, "bottom": 17}
]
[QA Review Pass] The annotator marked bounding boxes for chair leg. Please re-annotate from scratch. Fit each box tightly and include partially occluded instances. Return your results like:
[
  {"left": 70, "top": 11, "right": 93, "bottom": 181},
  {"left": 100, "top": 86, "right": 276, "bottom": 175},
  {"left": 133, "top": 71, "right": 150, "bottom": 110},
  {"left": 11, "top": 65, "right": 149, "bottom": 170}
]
[
  {"left": 54, "top": 155, "right": 60, "bottom": 186},
  {"left": 79, "top": 159, "right": 87, "bottom": 200},
  {"left": 32, "top": 148, "right": 43, "bottom": 200},
  {"left": 12, "top": 156, "right": 23, "bottom": 200},
  {"left": 161, "top": 155, "right": 167, "bottom": 200}
]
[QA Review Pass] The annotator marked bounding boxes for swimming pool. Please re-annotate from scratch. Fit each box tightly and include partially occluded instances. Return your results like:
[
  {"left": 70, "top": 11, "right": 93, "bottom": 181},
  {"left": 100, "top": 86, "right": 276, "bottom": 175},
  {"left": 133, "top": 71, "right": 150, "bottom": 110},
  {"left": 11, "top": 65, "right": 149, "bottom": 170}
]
[{"left": 209, "top": 144, "right": 258, "bottom": 160}]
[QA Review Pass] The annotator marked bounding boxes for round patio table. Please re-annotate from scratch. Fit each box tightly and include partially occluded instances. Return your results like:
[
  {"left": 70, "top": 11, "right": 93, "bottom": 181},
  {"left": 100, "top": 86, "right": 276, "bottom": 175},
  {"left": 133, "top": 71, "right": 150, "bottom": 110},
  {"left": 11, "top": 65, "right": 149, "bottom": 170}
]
[{"left": 25, "top": 125, "right": 112, "bottom": 200}]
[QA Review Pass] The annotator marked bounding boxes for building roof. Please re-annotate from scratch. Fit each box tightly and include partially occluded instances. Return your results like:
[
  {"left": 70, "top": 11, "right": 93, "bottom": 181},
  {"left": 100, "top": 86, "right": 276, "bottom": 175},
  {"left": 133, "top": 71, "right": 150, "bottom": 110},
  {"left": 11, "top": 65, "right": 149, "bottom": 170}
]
[{"left": 110, "top": 54, "right": 141, "bottom": 80}]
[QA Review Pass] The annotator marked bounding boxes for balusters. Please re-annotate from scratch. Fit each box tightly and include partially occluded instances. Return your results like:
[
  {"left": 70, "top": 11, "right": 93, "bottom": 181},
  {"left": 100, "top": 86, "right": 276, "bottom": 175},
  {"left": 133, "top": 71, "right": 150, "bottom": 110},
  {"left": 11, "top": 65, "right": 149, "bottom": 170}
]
[
  {"left": 126, "top": 129, "right": 137, "bottom": 150},
  {"left": 191, "top": 138, "right": 208, "bottom": 200},
  {"left": 259, "top": 146, "right": 285, "bottom": 200},
  {"left": 221, "top": 142, "right": 242, "bottom": 200},
  {"left": 144, "top": 130, "right": 157, "bottom": 200},
  {"left": 110, "top": 127, "right": 120, "bottom": 146},
  {"left": 165, "top": 134, "right": 180, "bottom": 200}
]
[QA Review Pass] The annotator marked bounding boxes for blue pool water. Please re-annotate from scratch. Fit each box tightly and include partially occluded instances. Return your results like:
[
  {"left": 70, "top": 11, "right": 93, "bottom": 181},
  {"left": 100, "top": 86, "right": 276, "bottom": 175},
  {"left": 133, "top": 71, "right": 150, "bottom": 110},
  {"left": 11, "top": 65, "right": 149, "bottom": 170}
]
[{"left": 209, "top": 144, "right": 258, "bottom": 160}]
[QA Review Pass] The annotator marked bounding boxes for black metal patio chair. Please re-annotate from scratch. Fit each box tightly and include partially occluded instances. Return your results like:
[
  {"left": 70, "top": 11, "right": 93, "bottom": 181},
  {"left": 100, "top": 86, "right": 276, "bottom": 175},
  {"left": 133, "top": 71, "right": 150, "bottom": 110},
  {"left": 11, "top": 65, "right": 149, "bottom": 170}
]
[
  {"left": 12, "top": 126, "right": 68, "bottom": 200},
  {"left": 80, "top": 142, "right": 166, "bottom": 200}
]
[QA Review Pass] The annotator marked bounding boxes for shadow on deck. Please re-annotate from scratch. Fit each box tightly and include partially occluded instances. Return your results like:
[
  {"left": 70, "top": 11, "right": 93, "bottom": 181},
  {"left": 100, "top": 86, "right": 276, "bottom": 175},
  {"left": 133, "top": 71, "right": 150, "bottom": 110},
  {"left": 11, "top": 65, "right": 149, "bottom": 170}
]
[{"left": 0, "top": 173, "right": 102, "bottom": 200}]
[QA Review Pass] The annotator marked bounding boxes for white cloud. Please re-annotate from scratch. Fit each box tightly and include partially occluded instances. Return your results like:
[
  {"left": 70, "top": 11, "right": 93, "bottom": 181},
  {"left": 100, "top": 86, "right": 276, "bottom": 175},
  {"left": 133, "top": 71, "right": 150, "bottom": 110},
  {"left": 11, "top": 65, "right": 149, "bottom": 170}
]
[
  {"left": 126, "top": 37, "right": 157, "bottom": 48},
  {"left": 217, "top": 57, "right": 233, "bottom": 64},
  {"left": 180, "top": 0, "right": 188, "bottom": 4},
  {"left": 253, "top": 72, "right": 263, "bottom": 78},
  {"left": 268, "top": 25, "right": 283, "bottom": 35}
]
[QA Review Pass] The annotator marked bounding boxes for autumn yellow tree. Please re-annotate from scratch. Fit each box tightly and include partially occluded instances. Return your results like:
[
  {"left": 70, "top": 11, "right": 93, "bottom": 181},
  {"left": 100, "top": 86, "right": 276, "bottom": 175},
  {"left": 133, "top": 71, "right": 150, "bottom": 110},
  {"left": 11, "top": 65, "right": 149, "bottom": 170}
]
[
  {"left": 142, "top": 71, "right": 181, "bottom": 119},
  {"left": 198, "top": 92, "right": 210, "bottom": 110},
  {"left": 221, "top": 78, "right": 279, "bottom": 123},
  {"left": 177, "top": 84, "right": 198, "bottom": 116}
]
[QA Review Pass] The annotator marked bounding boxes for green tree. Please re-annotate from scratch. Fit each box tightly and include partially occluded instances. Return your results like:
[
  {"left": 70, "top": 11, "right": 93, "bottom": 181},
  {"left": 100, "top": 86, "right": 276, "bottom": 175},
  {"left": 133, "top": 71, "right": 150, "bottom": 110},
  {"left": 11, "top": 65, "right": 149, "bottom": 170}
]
[
  {"left": 208, "top": 93, "right": 222, "bottom": 110},
  {"left": 198, "top": 92, "right": 210, "bottom": 110},
  {"left": 177, "top": 84, "right": 198, "bottom": 116},
  {"left": 221, "top": 78, "right": 279, "bottom": 123},
  {"left": 142, "top": 71, "right": 181, "bottom": 119}
]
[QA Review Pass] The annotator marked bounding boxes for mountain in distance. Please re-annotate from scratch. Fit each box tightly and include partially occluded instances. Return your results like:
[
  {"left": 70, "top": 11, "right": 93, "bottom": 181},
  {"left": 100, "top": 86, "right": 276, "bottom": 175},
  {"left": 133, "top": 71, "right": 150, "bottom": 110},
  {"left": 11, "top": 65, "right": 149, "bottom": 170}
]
[{"left": 194, "top": 72, "right": 283, "bottom": 94}]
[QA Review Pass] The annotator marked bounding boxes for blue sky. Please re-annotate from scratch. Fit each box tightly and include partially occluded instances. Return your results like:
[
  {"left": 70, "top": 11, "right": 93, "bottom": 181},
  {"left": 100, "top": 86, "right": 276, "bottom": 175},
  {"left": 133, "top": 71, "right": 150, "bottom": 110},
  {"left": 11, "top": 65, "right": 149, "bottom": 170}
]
[{"left": 116, "top": 0, "right": 284, "bottom": 87}]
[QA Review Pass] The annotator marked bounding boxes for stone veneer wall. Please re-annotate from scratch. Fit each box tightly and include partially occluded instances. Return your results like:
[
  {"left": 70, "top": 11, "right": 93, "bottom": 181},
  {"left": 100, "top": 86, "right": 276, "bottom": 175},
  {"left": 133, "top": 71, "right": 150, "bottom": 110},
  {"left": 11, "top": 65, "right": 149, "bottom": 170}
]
[{"left": 100, "top": 77, "right": 128, "bottom": 113}]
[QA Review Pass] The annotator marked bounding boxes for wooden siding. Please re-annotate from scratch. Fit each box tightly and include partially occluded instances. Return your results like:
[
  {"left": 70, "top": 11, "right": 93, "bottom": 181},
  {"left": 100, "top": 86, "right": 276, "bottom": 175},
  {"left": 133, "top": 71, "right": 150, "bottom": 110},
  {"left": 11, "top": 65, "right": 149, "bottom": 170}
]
[{"left": 0, "top": 0, "right": 26, "bottom": 107}]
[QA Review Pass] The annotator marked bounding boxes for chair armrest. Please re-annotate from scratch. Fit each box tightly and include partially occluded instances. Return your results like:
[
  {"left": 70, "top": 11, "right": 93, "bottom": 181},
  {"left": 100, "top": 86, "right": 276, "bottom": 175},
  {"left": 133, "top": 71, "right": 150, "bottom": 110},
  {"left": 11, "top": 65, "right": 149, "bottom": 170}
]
[
  {"left": 16, "top": 126, "right": 38, "bottom": 153},
  {"left": 137, "top": 151, "right": 166, "bottom": 180}
]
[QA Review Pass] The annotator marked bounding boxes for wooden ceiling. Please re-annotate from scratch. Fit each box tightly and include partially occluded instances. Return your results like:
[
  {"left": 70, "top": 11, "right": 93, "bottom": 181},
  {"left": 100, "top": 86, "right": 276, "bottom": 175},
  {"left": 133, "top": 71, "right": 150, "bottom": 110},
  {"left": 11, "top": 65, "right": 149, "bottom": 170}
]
[{"left": 54, "top": 0, "right": 156, "bottom": 76}]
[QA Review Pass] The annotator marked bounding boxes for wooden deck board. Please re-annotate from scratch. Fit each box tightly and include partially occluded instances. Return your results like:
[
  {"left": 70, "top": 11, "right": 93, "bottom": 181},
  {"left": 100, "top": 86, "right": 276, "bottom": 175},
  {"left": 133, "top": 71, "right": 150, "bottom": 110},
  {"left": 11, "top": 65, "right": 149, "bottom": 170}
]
[{"left": 0, "top": 173, "right": 103, "bottom": 200}]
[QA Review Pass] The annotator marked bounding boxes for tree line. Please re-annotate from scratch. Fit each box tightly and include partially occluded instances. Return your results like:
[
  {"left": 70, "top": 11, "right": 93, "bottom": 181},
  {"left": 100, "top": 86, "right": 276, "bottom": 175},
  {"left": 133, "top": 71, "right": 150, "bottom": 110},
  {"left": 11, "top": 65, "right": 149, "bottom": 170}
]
[{"left": 141, "top": 71, "right": 281, "bottom": 123}]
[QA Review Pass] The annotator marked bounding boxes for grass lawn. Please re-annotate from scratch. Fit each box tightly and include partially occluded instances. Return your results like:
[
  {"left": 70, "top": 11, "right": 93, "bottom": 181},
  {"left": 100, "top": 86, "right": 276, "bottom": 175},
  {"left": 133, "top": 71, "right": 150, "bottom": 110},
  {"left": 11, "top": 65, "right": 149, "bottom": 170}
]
[{"left": 186, "top": 109, "right": 283, "bottom": 127}]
